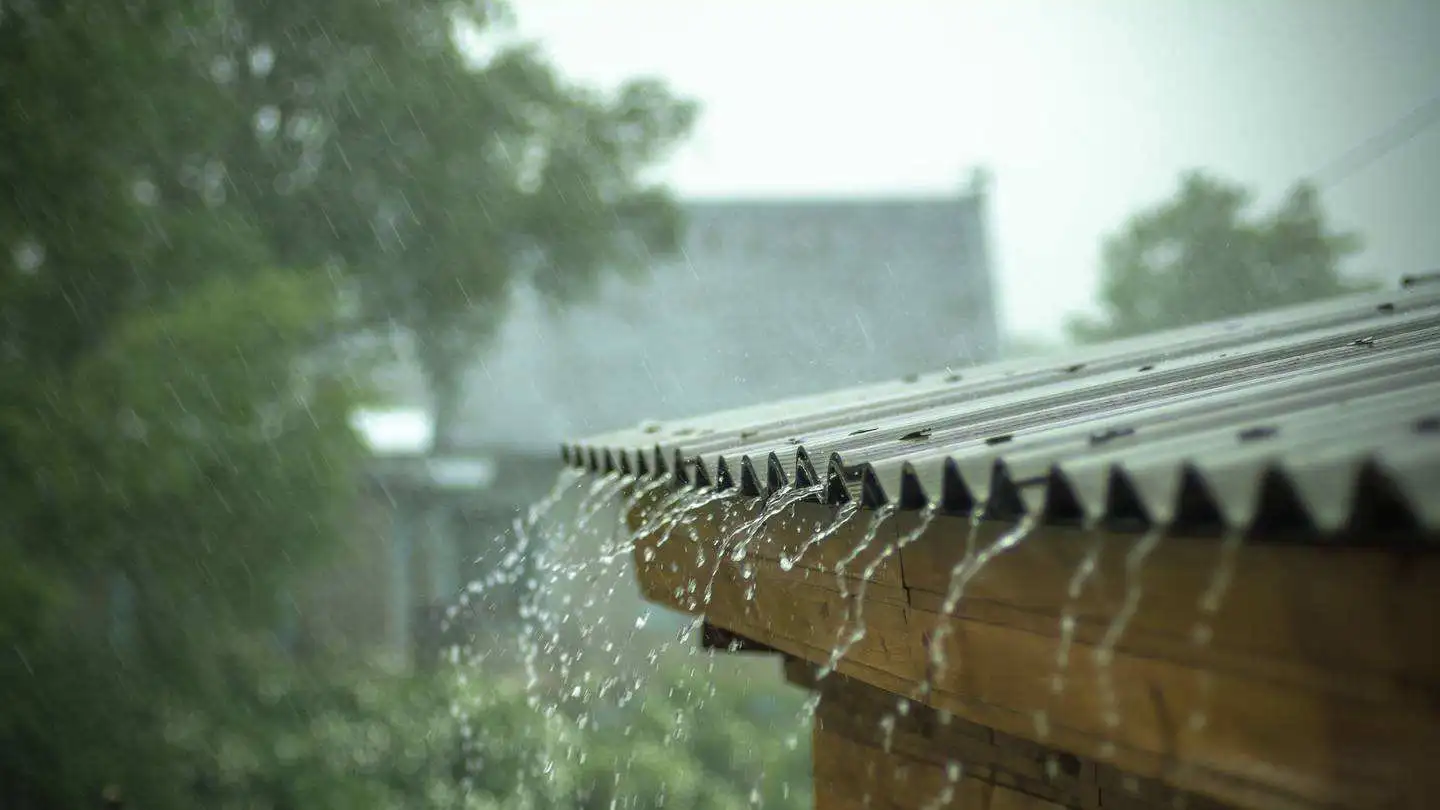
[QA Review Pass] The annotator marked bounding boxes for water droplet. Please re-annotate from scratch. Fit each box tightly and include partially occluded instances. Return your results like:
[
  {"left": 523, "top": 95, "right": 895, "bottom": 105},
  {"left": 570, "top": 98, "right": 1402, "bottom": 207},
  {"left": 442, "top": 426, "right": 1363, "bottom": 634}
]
[
  {"left": 209, "top": 55, "right": 237, "bottom": 84},
  {"left": 248, "top": 44, "right": 275, "bottom": 77},
  {"left": 254, "top": 105, "right": 281, "bottom": 138},
  {"left": 12, "top": 239, "right": 44, "bottom": 274},
  {"left": 130, "top": 179, "right": 159, "bottom": 206}
]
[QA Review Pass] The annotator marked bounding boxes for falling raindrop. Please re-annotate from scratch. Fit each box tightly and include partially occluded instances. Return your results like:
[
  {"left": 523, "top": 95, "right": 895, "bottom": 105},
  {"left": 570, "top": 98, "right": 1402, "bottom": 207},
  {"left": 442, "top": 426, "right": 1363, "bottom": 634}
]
[
  {"left": 924, "top": 508, "right": 1038, "bottom": 698},
  {"left": 254, "top": 105, "right": 282, "bottom": 139},
  {"left": 1187, "top": 527, "right": 1244, "bottom": 733},
  {"left": 130, "top": 179, "right": 159, "bottom": 206},
  {"left": 1044, "top": 529, "right": 1107, "bottom": 745},
  {"left": 248, "top": 44, "right": 276, "bottom": 77},
  {"left": 209, "top": 55, "right": 237, "bottom": 84},
  {"left": 1093, "top": 526, "right": 1165, "bottom": 753},
  {"left": 11, "top": 239, "right": 44, "bottom": 274}
]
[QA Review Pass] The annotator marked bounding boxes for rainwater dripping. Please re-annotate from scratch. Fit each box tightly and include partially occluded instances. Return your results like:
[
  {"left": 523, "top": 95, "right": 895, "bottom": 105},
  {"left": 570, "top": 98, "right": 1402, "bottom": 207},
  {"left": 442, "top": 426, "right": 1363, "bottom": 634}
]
[
  {"left": 815, "top": 503, "right": 898, "bottom": 678},
  {"left": 923, "top": 507, "right": 1040, "bottom": 701},
  {"left": 820, "top": 503, "right": 938, "bottom": 682},
  {"left": 630, "top": 482, "right": 711, "bottom": 542},
  {"left": 594, "top": 476, "right": 677, "bottom": 562},
  {"left": 920, "top": 761, "right": 965, "bottom": 810},
  {"left": 627, "top": 487, "right": 730, "bottom": 567},
  {"left": 1038, "top": 528, "right": 1107, "bottom": 740},
  {"left": 1186, "top": 527, "right": 1244, "bottom": 734},
  {"left": 877, "top": 712, "right": 897, "bottom": 753},
  {"left": 449, "top": 467, "right": 584, "bottom": 633},
  {"left": 700, "top": 484, "right": 826, "bottom": 608},
  {"left": 780, "top": 499, "right": 862, "bottom": 572},
  {"left": 833, "top": 504, "right": 897, "bottom": 599},
  {"left": 781, "top": 500, "right": 915, "bottom": 749},
  {"left": 526, "top": 473, "right": 638, "bottom": 590},
  {"left": 839, "top": 505, "right": 940, "bottom": 754},
  {"left": 568, "top": 471, "right": 631, "bottom": 539},
  {"left": 1092, "top": 526, "right": 1165, "bottom": 758}
]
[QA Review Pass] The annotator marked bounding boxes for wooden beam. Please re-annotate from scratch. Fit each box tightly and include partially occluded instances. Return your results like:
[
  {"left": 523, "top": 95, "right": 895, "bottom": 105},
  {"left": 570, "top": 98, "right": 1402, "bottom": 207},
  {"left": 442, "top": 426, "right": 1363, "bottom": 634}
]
[
  {"left": 811, "top": 674, "right": 1236, "bottom": 810},
  {"left": 628, "top": 496, "right": 1440, "bottom": 810}
]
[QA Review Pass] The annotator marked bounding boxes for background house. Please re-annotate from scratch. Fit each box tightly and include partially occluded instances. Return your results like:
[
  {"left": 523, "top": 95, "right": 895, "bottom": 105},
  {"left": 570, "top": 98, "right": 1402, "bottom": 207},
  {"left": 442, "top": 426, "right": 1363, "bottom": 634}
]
[
  {"left": 442, "top": 181, "right": 1002, "bottom": 448},
  {"left": 333, "top": 181, "right": 1001, "bottom": 665}
]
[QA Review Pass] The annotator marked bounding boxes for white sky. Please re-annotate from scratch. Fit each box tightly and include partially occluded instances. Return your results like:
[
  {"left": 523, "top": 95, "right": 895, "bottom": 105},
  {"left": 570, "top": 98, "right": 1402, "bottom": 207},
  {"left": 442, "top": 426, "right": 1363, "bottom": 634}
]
[{"left": 511, "top": 0, "right": 1440, "bottom": 339}]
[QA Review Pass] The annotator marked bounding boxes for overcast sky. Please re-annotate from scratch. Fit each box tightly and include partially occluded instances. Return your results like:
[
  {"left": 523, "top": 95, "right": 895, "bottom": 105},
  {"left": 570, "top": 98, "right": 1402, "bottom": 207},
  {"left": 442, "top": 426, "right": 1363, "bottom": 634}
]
[{"left": 511, "top": 0, "right": 1440, "bottom": 340}]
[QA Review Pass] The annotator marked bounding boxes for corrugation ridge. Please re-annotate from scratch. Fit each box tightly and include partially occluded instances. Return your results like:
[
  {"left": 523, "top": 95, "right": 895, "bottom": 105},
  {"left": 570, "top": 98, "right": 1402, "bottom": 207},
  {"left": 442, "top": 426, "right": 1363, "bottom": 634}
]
[
  {"left": 713, "top": 456, "right": 735, "bottom": 491},
  {"left": 825, "top": 454, "right": 853, "bottom": 505},
  {"left": 559, "top": 288, "right": 1440, "bottom": 539},
  {"left": 739, "top": 456, "right": 765, "bottom": 498},
  {"left": 859, "top": 465, "right": 889, "bottom": 509},
  {"left": 794, "top": 446, "right": 820, "bottom": 489},
  {"left": 646, "top": 313, "right": 1440, "bottom": 480},
  {"left": 762, "top": 318, "right": 1440, "bottom": 471},
  {"left": 766, "top": 453, "right": 788, "bottom": 494},
  {"left": 584, "top": 288, "right": 1440, "bottom": 457},
  {"left": 774, "top": 343, "right": 1440, "bottom": 481},
  {"left": 586, "top": 383, "right": 1436, "bottom": 533},
  {"left": 1042, "top": 466, "right": 1088, "bottom": 525}
]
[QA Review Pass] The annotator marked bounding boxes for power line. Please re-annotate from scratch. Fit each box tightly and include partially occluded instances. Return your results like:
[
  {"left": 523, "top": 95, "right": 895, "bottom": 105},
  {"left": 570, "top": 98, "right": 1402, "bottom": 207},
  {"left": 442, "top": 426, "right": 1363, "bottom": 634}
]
[{"left": 1309, "top": 91, "right": 1440, "bottom": 190}]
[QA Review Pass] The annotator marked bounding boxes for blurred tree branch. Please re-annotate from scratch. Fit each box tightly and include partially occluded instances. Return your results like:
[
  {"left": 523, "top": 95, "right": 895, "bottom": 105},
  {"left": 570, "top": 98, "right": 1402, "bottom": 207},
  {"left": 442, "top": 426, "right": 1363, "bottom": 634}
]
[{"left": 1067, "top": 171, "right": 1376, "bottom": 343}]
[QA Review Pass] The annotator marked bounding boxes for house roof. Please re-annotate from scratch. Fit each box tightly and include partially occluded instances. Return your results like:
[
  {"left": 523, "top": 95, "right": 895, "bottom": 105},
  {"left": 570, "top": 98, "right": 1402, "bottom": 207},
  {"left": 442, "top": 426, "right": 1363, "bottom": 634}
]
[
  {"left": 410, "top": 192, "right": 1000, "bottom": 449},
  {"left": 564, "top": 279, "right": 1440, "bottom": 539}
]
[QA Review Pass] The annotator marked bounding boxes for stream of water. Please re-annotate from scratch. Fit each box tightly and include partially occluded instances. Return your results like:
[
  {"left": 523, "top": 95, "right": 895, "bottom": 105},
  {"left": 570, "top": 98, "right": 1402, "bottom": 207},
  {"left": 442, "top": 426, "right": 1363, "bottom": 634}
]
[
  {"left": 781, "top": 499, "right": 863, "bottom": 572},
  {"left": 1036, "top": 527, "right": 1106, "bottom": 740},
  {"left": 444, "top": 465, "right": 1249, "bottom": 808},
  {"left": 1186, "top": 527, "right": 1245, "bottom": 734},
  {"left": 922, "top": 510, "right": 1040, "bottom": 700},
  {"left": 814, "top": 502, "right": 897, "bottom": 676},
  {"left": 1092, "top": 526, "right": 1165, "bottom": 756}
]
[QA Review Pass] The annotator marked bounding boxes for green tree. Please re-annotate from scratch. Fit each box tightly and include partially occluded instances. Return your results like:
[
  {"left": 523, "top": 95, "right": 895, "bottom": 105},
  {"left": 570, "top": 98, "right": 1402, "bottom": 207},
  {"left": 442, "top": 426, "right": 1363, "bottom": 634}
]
[
  {"left": 168, "top": 657, "right": 574, "bottom": 810},
  {"left": 1067, "top": 171, "right": 1373, "bottom": 343},
  {"left": 0, "top": 2, "right": 820, "bottom": 809},
  {"left": 0, "top": 267, "right": 364, "bottom": 805},
  {"left": 209, "top": 1, "right": 697, "bottom": 450},
  {"left": 555, "top": 657, "right": 813, "bottom": 810},
  {"left": 0, "top": 0, "right": 693, "bottom": 806},
  {"left": 2, "top": 1, "right": 695, "bottom": 452}
]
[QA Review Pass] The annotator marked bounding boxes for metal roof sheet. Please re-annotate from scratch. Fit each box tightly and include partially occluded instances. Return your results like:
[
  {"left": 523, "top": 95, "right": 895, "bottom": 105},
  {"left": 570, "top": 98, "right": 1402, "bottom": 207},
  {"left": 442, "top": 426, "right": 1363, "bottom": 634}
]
[{"left": 562, "top": 281, "right": 1440, "bottom": 538}]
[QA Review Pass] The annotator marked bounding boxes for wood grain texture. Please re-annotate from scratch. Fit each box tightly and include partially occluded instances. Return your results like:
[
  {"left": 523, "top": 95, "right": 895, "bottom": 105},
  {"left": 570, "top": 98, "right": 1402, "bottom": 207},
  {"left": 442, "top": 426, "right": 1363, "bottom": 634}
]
[{"left": 627, "top": 497, "right": 1440, "bottom": 810}]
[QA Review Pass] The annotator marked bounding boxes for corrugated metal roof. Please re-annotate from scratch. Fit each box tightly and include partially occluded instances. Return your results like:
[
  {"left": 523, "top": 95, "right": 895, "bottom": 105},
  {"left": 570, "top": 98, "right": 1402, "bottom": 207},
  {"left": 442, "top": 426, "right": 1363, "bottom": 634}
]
[{"left": 562, "top": 281, "right": 1440, "bottom": 538}]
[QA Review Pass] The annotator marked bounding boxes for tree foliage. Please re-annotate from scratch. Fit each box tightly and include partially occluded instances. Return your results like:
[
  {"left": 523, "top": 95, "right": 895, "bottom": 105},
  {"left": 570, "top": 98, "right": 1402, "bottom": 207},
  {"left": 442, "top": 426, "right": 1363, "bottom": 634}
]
[
  {"left": 1067, "top": 171, "right": 1372, "bottom": 343},
  {"left": 569, "top": 658, "right": 813, "bottom": 810},
  {"left": 0, "top": 267, "right": 367, "bottom": 807},
  {"left": 0, "top": 0, "right": 706, "bottom": 807},
  {"left": 211, "top": 0, "right": 697, "bottom": 448}
]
